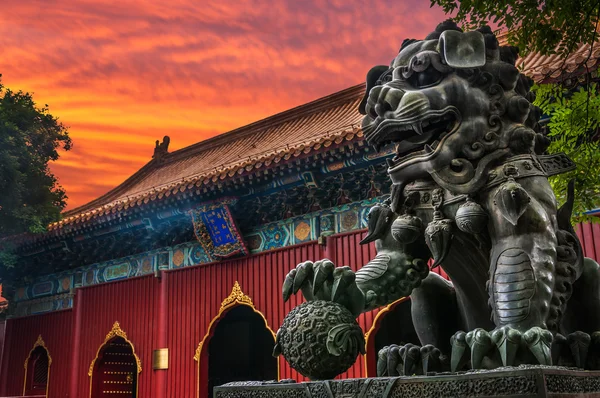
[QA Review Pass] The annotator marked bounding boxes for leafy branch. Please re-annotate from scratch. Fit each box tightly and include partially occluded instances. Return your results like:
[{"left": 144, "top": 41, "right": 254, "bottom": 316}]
[{"left": 533, "top": 83, "right": 600, "bottom": 222}]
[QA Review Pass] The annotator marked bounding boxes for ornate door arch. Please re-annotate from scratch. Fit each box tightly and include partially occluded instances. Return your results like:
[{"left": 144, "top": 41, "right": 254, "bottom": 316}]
[
  {"left": 89, "top": 322, "right": 141, "bottom": 398},
  {"left": 23, "top": 335, "right": 51, "bottom": 397},
  {"left": 194, "top": 281, "right": 279, "bottom": 398}
]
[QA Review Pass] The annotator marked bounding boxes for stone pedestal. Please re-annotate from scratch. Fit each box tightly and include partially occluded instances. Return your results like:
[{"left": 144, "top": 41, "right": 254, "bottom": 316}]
[{"left": 214, "top": 366, "right": 600, "bottom": 398}]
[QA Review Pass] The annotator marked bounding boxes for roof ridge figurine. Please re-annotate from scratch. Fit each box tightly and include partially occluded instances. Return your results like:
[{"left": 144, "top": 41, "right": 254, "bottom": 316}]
[{"left": 152, "top": 135, "right": 170, "bottom": 162}]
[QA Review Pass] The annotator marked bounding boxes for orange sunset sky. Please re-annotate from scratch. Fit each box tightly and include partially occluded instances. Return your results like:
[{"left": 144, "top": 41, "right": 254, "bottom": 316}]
[{"left": 1, "top": 0, "right": 450, "bottom": 210}]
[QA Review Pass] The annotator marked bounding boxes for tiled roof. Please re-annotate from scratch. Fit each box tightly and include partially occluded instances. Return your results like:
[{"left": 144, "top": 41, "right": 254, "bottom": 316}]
[
  {"left": 498, "top": 32, "right": 600, "bottom": 82},
  {"left": 51, "top": 85, "right": 366, "bottom": 230},
  {"left": 51, "top": 38, "right": 600, "bottom": 232}
]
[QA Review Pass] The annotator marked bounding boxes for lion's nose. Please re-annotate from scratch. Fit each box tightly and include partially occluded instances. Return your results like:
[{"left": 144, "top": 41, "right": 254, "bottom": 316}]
[
  {"left": 367, "top": 86, "right": 405, "bottom": 118},
  {"left": 365, "top": 86, "right": 383, "bottom": 118},
  {"left": 395, "top": 91, "right": 430, "bottom": 119},
  {"left": 381, "top": 87, "right": 404, "bottom": 114}
]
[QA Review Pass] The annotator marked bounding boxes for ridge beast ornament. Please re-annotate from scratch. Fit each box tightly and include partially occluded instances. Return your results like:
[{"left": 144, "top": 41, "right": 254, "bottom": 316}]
[{"left": 280, "top": 19, "right": 600, "bottom": 378}]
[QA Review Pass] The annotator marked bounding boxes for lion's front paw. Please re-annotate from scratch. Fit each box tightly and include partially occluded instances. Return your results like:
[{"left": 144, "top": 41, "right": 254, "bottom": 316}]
[
  {"left": 377, "top": 343, "right": 444, "bottom": 376},
  {"left": 450, "top": 326, "right": 555, "bottom": 370},
  {"left": 282, "top": 259, "right": 366, "bottom": 317}
]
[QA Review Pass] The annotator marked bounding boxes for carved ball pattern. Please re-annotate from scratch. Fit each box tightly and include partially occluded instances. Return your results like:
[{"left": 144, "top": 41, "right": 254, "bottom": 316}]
[
  {"left": 391, "top": 214, "right": 423, "bottom": 244},
  {"left": 455, "top": 200, "right": 488, "bottom": 234},
  {"left": 277, "top": 300, "right": 362, "bottom": 380}
]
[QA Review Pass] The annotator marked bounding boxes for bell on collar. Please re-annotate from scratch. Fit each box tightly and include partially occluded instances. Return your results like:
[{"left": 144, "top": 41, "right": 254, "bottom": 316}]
[
  {"left": 455, "top": 199, "right": 488, "bottom": 234},
  {"left": 391, "top": 214, "right": 423, "bottom": 244}
]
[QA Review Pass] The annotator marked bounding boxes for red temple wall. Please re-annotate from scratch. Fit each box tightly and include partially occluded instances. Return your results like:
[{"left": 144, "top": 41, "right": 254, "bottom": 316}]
[
  {"left": 0, "top": 310, "right": 72, "bottom": 397},
  {"left": 165, "top": 241, "right": 321, "bottom": 396},
  {"left": 0, "top": 319, "right": 5, "bottom": 385},
  {"left": 165, "top": 232, "right": 381, "bottom": 397},
  {"left": 72, "top": 275, "right": 159, "bottom": 398},
  {"left": 577, "top": 222, "right": 600, "bottom": 259},
  {"left": 2, "top": 224, "right": 600, "bottom": 397}
]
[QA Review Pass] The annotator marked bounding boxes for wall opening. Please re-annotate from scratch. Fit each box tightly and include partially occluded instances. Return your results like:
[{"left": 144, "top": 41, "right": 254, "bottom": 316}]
[
  {"left": 24, "top": 346, "right": 49, "bottom": 396},
  {"left": 373, "top": 299, "right": 419, "bottom": 352},
  {"left": 206, "top": 305, "right": 277, "bottom": 396},
  {"left": 90, "top": 336, "right": 137, "bottom": 397},
  {"left": 23, "top": 335, "right": 51, "bottom": 397},
  {"left": 195, "top": 281, "right": 279, "bottom": 398},
  {"left": 364, "top": 298, "right": 420, "bottom": 376}
]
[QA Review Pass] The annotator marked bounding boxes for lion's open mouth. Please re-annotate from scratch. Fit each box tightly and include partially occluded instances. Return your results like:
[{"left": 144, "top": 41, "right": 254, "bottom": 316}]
[{"left": 364, "top": 107, "right": 460, "bottom": 167}]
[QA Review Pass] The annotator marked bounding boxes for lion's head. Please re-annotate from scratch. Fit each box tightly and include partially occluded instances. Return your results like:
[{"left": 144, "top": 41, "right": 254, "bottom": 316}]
[{"left": 359, "top": 20, "right": 549, "bottom": 194}]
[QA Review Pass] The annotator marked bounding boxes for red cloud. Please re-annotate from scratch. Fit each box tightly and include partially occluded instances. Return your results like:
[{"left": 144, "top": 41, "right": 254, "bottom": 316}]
[{"left": 0, "top": 0, "right": 449, "bottom": 209}]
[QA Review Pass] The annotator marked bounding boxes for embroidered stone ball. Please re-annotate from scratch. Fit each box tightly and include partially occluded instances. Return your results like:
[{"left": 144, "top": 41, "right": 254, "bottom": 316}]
[{"left": 273, "top": 300, "right": 365, "bottom": 380}]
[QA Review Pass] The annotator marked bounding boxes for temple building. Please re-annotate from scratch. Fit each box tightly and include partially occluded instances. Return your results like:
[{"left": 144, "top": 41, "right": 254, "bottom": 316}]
[{"left": 1, "top": 41, "right": 600, "bottom": 398}]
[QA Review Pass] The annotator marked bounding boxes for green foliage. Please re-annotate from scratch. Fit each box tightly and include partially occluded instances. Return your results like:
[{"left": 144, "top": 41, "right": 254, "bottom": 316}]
[
  {"left": 0, "top": 75, "right": 71, "bottom": 247},
  {"left": 533, "top": 83, "right": 600, "bottom": 222},
  {"left": 430, "top": 0, "right": 599, "bottom": 58}
]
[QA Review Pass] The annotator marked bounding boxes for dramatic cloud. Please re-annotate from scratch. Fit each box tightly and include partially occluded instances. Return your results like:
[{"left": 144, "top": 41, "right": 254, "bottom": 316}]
[{"left": 0, "top": 0, "right": 449, "bottom": 209}]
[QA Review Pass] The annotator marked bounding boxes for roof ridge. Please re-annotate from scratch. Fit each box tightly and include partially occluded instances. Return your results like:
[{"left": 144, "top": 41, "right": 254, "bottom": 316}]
[
  {"left": 164, "top": 84, "right": 364, "bottom": 162},
  {"left": 99, "top": 120, "right": 362, "bottom": 202},
  {"left": 63, "top": 83, "right": 365, "bottom": 217}
]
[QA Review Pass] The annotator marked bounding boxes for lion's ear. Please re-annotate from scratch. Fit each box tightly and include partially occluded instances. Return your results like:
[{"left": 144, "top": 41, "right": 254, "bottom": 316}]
[
  {"left": 359, "top": 65, "right": 389, "bottom": 115},
  {"left": 438, "top": 30, "right": 486, "bottom": 69}
]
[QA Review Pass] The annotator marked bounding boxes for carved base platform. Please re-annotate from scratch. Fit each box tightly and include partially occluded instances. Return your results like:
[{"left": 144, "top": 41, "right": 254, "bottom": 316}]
[{"left": 214, "top": 366, "right": 600, "bottom": 398}]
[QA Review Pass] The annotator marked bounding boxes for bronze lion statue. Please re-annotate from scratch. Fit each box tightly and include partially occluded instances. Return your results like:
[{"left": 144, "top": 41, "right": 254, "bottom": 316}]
[{"left": 280, "top": 20, "right": 600, "bottom": 376}]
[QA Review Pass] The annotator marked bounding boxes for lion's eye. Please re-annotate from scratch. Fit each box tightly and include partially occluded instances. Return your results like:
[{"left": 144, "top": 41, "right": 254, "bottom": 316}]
[
  {"left": 412, "top": 66, "right": 443, "bottom": 88},
  {"left": 378, "top": 70, "right": 393, "bottom": 84}
]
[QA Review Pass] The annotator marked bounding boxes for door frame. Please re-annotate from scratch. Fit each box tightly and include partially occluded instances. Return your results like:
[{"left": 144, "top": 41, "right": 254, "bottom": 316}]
[
  {"left": 194, "top": 281, "right": 279, "bottom": 398},
  {"left": 88, "top": 321, "right": 141, "bottom": 398},
  {"left": 23, "top": 335, "right": 52, "bottom": 397}
]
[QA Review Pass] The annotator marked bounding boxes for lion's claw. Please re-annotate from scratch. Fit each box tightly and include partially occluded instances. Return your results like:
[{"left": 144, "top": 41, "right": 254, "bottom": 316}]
[
  {"left": 523, "top": 327, "right": 553, "bottom": 366},
  {"left": 332, "top": 266, "right": 355, "bottom": 302},
  {"left": 293, "top": 261, "right": 314, "bottom": 295},
  {"left": 400, "top": 344, "right": 421, "bottom": 375},
  {"left": 282, "top": 259, "right": 365, "bottom": 316},
  {"left": 588, "top": 332, "right": 600, "bottom": 370},
  {"left": 451, "top": 326, "right": 558, "bottom": 369},
  {"left": 491, "top": 326, "right": 521, "bottom": 367},
  {"left": 420, "top": 345, "right": 441, "bottom": 374},
  {"left": 312, "top": 259, "right": 334, "bottom": 295},
  {"left": 450, "top": 331, "right": 469, "bottom": 372},
  {"left": 386, "top": 344, "right": 401, "bottom": 376},
  {"left": 566, "top": 331, "right": 591, "bottom": 368},
  {"left": 282, "top": 269, "right": 296, "bottom": 302},
  {"left": 377, "top": 343, "right": 444, "bottom": 376},
  {"left": 466, "top": 328, "right": 493, "bottom": 369}
]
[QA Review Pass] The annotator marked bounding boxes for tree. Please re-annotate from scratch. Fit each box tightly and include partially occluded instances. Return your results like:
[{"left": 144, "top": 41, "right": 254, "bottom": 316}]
[
  {"left": 431, "top": 0, "right": 600, "bottom": 222},
  {"left": 534, "top": 83, "right": 600, "bottom": 222},
  {"left": 431, "top": 0, "right": 599, "bottom": 58},
  {"left": 0, "top": 75, "right": 72, "bottom": 266}
]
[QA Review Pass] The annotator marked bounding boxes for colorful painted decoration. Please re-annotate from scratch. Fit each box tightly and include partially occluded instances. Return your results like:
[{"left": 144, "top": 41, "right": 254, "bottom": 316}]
[
  {"left": 190, "top": 199, "right": 248, "bottom": 260},
  {"left": 13, "top": 196, "right": 386, "bottom": 316}
]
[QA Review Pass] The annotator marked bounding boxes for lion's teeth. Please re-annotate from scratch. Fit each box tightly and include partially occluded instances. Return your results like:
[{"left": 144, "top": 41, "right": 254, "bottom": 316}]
[{"left": 413, "top": 123, "right": 423, "bottom": 135}]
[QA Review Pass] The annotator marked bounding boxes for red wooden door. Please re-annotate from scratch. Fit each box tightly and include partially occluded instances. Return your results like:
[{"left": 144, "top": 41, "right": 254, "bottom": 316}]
[{"left": 91, "top": 337, "right": 137, "bottom": 397}]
